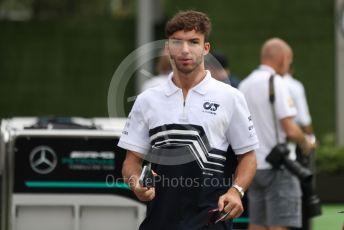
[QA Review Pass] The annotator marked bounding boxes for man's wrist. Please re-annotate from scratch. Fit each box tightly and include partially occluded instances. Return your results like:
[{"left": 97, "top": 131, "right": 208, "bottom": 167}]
[
  {"left": 127, "top": 175, "right": 139, "bottom": 190},
  {"left": 231, "top": 184, "right": 244, "bottom": 198},
  {"left": 300, "top": 134, "right": 308, "bottom": 147}
]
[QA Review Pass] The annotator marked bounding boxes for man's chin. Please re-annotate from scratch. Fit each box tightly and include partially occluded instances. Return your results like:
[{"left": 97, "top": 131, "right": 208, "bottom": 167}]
[{"left": 176, "top": 65, "right": 195, "bottom": 74}]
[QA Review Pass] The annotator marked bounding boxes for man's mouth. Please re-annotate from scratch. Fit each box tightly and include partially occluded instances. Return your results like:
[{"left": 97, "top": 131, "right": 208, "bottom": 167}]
[{"left": 179, "top": 58, "right": 192, "bottom": 64}]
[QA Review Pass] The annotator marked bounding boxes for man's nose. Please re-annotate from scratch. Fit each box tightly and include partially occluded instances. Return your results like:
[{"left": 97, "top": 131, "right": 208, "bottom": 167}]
[{"left": 181, "top": 41, "right": 190, "bottom": 54}]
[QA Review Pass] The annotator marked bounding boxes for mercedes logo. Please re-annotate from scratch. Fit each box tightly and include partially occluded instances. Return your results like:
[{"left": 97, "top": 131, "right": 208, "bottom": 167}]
[{"left": 29, "top": 146, "right": 57, "bottom": 174}]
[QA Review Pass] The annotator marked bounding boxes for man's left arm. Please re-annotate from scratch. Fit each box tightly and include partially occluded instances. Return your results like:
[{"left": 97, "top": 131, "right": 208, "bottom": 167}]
[{"left": 218, "top": 150, "right": 256, "bottom": 220}]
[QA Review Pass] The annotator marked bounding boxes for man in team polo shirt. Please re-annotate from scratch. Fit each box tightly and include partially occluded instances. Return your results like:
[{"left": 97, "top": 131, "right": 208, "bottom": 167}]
[{"left": 118, "top": 10, "right": 258, "bottom": 230}]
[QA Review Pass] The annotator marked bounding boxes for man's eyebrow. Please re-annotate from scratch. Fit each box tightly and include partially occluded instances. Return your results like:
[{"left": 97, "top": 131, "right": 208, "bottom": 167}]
[{"left": 169, "top": 37, "right": 182, "bottom": 40}]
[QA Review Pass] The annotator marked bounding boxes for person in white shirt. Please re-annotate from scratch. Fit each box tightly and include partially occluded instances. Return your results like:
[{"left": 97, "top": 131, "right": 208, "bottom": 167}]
[
  {"left": 118, "top": 10, "right": 258, "bottom": 230},
  {"left": 283, "top": 68, "right": 314, "bottom": 136},
  {"left": 140, "top": 52, "right": 172, "bottom": 92},
  {"left": 283, "top": 67, "right": 320, "bottom": 229},
  {"left": 239, "top": 38, "right": 315, "bottom": 230}
]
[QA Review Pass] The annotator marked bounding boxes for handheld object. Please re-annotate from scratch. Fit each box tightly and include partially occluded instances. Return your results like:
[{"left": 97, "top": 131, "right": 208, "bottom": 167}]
[
  {"left": 139, "top": 163, "right": 154, "bottom": 188},
  {"left": 207, "top": 208, "right": 229, "bottom": 225}
]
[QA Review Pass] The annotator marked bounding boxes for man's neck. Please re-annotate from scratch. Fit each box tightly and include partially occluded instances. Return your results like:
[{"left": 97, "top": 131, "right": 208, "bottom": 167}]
[
  {"left": 261, "top": 61, "right": 281, "bottom": 75},
  {"left": 172, "top": 68, "right": 206, "bottom": 99}
]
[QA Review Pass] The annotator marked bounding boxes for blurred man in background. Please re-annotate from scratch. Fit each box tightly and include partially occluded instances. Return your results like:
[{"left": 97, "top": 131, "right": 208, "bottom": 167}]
[
  {"left": 239, "top": 38, "right": 316, "bottom": 230},
  {"left": 283, "top": 66, "right": 314, "bottom": 136},
  {"left": 140, "top": 51, "right": 172, "bottom": 92},
  {"left": 207, "top": 52, "right": 240, "bottom": 88},
  {"left": 283, "top": 66, "right": 321, "bottom": 230}
]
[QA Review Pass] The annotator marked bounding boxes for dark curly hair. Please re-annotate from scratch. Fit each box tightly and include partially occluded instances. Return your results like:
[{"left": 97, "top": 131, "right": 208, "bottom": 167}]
[{"left": 165, "top": 10, "right": 212, "bottom": 42}]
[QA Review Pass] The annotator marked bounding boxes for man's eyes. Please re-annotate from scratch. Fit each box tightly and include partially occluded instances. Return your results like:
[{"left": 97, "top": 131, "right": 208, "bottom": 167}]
[
  {"left": 170, "top": 39, "right": 200, "bottom": 45},
  {"left": 171, "top": 39, "right": 182, "bottom": 45}
]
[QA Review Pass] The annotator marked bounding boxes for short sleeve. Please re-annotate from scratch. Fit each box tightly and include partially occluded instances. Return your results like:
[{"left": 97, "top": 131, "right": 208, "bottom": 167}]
[
  {"left": 275, "top": 77, "right": 297, "bottom": 119},
  {"left": 117, "top": 97, "right": 151, "bottom": 154},
  {"left": 226, "top": 92, "right": 259, "bottom": 155},
  {"left": 294, "top": 83, "right": 312, "bottom": 126}
]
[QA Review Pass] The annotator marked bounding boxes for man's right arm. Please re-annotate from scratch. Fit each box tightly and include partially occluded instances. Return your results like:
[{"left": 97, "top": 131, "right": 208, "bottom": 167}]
[
  {"left": 122, "top": 151, "right": 155, "bottom": 201},
  {"left": 280, "top": 117, "right": 316, "bottom": 154}
]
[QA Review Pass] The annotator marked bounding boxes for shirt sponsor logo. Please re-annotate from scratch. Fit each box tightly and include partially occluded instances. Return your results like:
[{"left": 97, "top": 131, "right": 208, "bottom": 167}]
[
  {"left": 202, "top": 101, "right": 220, "bottom": 115},
  {"left": 288, "top": 97, "right": 295, "bottom": 108},
  {"left": 123, "top": 120, "right": 130, "bottom": 135}
]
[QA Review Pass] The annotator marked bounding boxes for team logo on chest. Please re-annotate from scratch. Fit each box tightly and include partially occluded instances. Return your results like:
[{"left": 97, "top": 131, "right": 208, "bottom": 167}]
[{"left": 202, "top": 101, "right": 220, "bottom": 115}]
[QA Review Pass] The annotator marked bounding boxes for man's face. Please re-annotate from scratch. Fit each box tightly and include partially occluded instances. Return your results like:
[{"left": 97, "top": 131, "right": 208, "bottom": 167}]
[{"left": 166, "top": 30, "right": 210, "bottom": 74}]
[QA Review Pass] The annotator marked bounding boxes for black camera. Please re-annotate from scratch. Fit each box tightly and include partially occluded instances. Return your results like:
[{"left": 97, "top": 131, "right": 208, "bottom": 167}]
[
  {"left": 295, "top": 148, "right": 322, "bottom": 220},
  {"left": 266, "top": 143, "right": 313, "bottom": 182},
  {"left": 302, "top": 178, "right": 322, "bottom": 218}
]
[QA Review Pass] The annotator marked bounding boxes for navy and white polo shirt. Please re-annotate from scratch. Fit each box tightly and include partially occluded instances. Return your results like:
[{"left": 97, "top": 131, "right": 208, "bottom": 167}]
[{"left": 118, "top": 70, "right": 258, "bottom": 230}]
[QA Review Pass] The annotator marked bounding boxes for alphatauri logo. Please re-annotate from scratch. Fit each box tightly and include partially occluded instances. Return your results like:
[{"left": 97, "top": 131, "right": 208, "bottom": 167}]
[{"left": 203, "top": 101, "right": 220, "bottom": 115}]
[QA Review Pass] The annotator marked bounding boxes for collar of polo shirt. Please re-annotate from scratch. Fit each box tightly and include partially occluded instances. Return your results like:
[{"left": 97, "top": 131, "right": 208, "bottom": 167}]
[
  {"left": 163, "top": 70, "right": 212, "bottom": 97},
  {"left": 259, "top": 64, "right": 276, "bottom": 75}
]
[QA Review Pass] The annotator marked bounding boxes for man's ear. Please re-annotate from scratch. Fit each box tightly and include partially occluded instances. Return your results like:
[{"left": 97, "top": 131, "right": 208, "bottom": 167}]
[
  {"left": 204, "top": 42, "right": 211, "bottom": 55},
  {"left": 276, "top": 54, "right": 285, "bottom": 75}
]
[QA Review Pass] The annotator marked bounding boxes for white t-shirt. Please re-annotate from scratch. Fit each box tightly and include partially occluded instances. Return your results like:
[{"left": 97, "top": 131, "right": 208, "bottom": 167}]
[
  {"left": 239, "top": 65, "right": 297, "bottom": 169},
  {"left": 118, "top": 70, "right": 258, "bottom": 174},
  {"left": 283, "top": 74, "right": 312, "bottom": 126}
]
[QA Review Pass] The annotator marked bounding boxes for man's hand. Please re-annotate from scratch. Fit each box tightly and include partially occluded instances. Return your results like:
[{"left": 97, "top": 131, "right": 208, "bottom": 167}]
[
  {"left": 300, "top": 135, "right": 317, "bottom": 155},
  {"left": 216, "top": 150, "right": 255, "bottom": 222},
  {"left": 129, "top": 175, "right": 155, "bottom": 202},
  {"left": 217, "top": 187, "right": 243, "bottom": 221},
  {"left": 122, "top": 151, "right": 156, "bottom": 202}
]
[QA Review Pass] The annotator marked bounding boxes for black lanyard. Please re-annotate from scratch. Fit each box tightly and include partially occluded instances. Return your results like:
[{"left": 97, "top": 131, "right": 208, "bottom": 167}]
[{"left": 269, "top": 75, "right": 280, "bottom": 144}]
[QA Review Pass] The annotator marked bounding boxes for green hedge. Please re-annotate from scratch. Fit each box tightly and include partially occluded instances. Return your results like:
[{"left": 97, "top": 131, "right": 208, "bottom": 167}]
[
  {"left": 0, "top": 17, "right": 135, "bottom": 117},
  {"left": 316, "top": 133, "right": 344, "bottom": 174}
]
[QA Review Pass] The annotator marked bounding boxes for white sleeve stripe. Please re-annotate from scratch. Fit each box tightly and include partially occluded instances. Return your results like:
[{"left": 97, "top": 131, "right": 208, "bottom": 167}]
[{"left": 150, "top": 129, "right": 199, "bottom": 141}]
